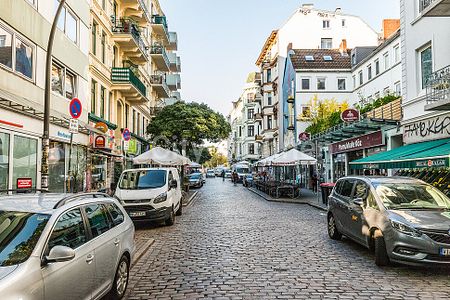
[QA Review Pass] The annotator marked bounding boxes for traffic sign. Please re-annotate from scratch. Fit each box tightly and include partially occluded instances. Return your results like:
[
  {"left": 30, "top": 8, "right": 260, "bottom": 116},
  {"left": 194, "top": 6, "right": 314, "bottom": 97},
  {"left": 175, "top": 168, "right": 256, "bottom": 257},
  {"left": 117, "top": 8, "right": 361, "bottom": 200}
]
[
  {"left": 69, "top": 119, "right": 79, "bottom": 134},
  {"left": 69, "top": 98, "right": 82, "bottom": 119},
  {"left": 123, "top": 141, "right": 129, "bottom": 151},
  {"left": 123, "top": 128, "right": 131, "bottom": 141}
]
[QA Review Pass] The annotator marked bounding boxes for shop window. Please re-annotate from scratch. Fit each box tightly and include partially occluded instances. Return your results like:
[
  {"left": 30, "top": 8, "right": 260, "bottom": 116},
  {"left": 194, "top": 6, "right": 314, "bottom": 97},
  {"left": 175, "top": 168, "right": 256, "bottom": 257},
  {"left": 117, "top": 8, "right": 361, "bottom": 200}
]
[
  {"left": 91, "top": 155, "right": 106, "bottom": 191},
  {"left": 0, "top": 133, "right": 10, "bottom": 191},
  {"left": 49, "top": 141, "right": 66, "bottom": 193},
  {"left": 13, "top": 136, "right": 37, "bottom": 190}
]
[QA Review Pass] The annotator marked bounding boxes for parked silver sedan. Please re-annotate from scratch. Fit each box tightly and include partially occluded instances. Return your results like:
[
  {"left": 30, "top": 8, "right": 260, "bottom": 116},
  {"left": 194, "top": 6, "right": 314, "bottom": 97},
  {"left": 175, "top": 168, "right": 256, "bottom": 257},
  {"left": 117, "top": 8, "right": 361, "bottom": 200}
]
[
  {"left": 327, "top": 176, "right": 450, "bottom": 266},
  {"left": 0, "top": 192, "right": 135, "bottom": 300}
]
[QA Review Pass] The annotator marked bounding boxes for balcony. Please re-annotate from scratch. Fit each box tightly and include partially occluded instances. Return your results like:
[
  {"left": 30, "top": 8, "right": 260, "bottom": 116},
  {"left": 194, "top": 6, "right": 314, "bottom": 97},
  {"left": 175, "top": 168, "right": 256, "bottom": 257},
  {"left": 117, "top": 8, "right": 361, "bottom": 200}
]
[
  {"left": 363, "top": 98, "right": 402, "bottom": 121},
  {"left": 255, "top": 113, "right": 263, "bottom": 121},
  {"left": 166, "top": 74, "right": 181, "bottom": 91},
  {"left": 151, "top": 15, "right": 170, "bottom": 45},
  {"left": 425, "top": 65, "right": 450, "bottom": 111},
  {"left": 112, "top": 18, "right": 148, "bottom": 64},
  {"left": 171, "top": 91, "right": 181, "bottom": 100},
  {"left": 150, "top": 45, "right": 170, "bottom": 71},
  {"left": 111, "top": 68, "right": 148, "bottom": 103},
  {"left": 419, "top": 0, "right": 450, "bottom": 17},
  {"left": 255, "top": 135, "right": 263, "bottom": 142},
  {"left": 167, "top": 32, "right": 178, "bottom": 51},
  {"left": 168, "top": 52, "right": 181, "bottom": 72},
  {"left": 150, "top": 74, "right": 170, "bottom": 98},
  {"left": 120, "top": 0, "right": 152, "bottom": 24}
]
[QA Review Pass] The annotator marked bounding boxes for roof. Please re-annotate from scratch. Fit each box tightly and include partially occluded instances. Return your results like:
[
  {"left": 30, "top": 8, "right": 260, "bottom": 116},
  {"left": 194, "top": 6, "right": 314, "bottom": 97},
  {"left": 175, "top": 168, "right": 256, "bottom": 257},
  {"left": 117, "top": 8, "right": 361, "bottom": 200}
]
[
  {"left": 338, "top": 176, "right": 426, "bottom": 185},
  {"left": 290, "top": 49, "right": 352, "bottom": 70},
  {"left": 255, "top": 30, "right": 278, "bottom": 66}
]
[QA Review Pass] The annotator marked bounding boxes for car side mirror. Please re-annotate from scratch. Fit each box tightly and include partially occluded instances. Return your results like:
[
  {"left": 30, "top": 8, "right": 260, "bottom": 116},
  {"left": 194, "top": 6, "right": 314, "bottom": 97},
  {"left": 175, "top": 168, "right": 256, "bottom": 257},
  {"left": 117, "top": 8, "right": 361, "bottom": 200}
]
[
  {"left": 45, "top": 246, "right": 76, "bottom": 264},
  {"left": 170, "top": 180, "right": 178, "bottom": 189},
  {"left": 353, "top": 198, "right": 365, "bottom": 206}
]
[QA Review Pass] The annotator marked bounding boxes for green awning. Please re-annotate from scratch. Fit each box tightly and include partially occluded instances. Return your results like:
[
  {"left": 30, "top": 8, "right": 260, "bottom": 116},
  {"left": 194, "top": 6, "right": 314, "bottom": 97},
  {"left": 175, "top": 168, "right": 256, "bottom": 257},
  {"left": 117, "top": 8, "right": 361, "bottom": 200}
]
[
  {"left": 88, "top": 113, "right": 118, "bottom": 130},
  {"left": 350, "top": 138, "right": 450, "bottom": 169}
]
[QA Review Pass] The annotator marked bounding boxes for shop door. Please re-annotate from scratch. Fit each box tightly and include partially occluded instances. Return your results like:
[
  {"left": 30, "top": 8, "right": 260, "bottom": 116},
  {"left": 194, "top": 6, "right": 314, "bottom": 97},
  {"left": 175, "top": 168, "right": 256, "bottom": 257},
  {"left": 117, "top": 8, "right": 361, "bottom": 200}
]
[{"left": 0, "top": 133, "right": 10, "bottom": 191}]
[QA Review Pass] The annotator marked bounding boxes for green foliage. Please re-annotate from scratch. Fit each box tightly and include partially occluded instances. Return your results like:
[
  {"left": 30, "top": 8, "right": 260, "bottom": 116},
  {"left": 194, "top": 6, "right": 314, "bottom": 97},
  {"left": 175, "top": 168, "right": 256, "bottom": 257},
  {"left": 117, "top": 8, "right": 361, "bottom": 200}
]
[
  {"left": 147, "top": 102, "right": 231, "bottom": 152},
  {"left": 187, "top": 147, "right": 212, "bottom": 165},
  {"left": 356, "top": 94, "right": 399, "bottom": 114},
  {"left": 205, "top": 147, "right": 228, "bottom": 168}
]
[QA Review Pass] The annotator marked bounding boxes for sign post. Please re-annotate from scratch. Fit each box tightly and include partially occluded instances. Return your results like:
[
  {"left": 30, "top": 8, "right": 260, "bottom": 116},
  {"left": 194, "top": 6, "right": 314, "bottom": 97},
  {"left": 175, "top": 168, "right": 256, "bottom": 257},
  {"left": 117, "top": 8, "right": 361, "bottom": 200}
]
[{"left": 68, "top": 98, "right": 82, "bottom": 192}]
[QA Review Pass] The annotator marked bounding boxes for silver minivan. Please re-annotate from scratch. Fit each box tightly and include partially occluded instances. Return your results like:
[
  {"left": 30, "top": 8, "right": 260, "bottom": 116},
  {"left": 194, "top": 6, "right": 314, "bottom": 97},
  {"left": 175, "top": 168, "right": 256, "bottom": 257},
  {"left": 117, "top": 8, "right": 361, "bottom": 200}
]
[
  {"left": 328, "top": 176, "right": 450, "bottom": 266},
  {"left": 0, "top": 192, "right": 135, "bottom": 300}
]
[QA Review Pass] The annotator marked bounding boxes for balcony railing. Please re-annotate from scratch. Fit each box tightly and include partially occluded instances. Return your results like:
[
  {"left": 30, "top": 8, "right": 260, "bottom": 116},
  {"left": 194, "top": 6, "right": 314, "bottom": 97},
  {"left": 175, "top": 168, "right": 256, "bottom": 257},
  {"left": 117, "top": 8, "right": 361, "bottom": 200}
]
[
  {"left": 363, "top": 98, "right": 402, "bottom": 121},
  {"left": 150, "top": 45, "right": 170, "bottom": 68},
  {"left": 420, "top": 0, "right": 436, "bottom": 12},
  {"left": 426, "top": 65, "right": 450, "bottom": 105},
  {"left": 111, "top": 68, "right": 146, "bottom": 97},
  {"left": 152, "top": 15, "right": 168, "bottom": 28},
  {"left": 112, "top": 18, "right": 147, "bottom": 58},
  {"left": 150, "top": 74, "right": 170, "bottom": 97}
]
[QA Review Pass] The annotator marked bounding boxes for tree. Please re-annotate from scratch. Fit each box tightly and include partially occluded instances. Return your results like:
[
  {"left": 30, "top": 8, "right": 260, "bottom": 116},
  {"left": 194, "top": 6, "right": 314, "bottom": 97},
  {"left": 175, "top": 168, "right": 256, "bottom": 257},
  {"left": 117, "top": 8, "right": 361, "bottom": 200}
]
[
  {"left": 205, "top": 147, "right": 228, "bottom": 168},
  {"left": 147, "top": 102, "right": 231, "bottom": 153},
  {"left": 187, "top": 147, "right": 212, "bottom": 165},
  {"left": 305, "top": 96, "right": 349, "bottom": 135}
]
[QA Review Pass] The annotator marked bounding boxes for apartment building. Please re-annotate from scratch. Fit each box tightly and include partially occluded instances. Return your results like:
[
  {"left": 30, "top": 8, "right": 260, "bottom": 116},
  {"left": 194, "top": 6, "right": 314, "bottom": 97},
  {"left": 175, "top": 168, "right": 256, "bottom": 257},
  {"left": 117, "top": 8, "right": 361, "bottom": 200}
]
[{"left": 0, "top": 0, "right": 90, "bottom": 192}]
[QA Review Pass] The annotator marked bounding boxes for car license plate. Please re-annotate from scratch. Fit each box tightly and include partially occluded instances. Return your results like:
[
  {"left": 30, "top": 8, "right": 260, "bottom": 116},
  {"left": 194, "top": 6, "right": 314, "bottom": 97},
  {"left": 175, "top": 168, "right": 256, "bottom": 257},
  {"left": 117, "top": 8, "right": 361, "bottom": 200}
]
[
  {"left": 129, "top": 211, "right": 145, "bottom": 217},
  {"left": 439, "top": 248, "right": 450, "bottom": 256}
]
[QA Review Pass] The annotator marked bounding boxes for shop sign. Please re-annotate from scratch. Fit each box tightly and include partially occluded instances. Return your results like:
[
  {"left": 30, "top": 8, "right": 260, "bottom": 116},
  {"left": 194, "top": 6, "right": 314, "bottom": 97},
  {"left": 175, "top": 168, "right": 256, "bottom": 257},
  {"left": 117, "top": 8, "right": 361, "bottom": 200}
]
[
  {"left": 69, "top": 119, "right": 78, "bottom": 134},
  {"left": 403, "top": 114, "right": 450, "bottom": 144},
  {"left": 95, "top": 136, "right": 106, "bottom": 148},
  {"left": 57, "top": 131, "right": 71, "bottom": 140},
  {"left": 341, "top": 109, "right": 360, "bottom": 123},
  {"left": 17, "top": 178, "right": 32, "bottom": 189},
  {"left": 362, "top": 164, "right": 380, "bottom": 170},
  {"left": 330, "top": 131, "right": 384, "bottom": 154},
  {"left": 95, "top": 122, "right": 108, "bottom": 133},
  {"left": 298, "top": 132, "right": 310, "bottom": 141},
  {"left": 415, "top": 159, "right": 447, "bottom": 168},
  {"left": 128, "top": 139, "right": 138, "bottom": 154}
]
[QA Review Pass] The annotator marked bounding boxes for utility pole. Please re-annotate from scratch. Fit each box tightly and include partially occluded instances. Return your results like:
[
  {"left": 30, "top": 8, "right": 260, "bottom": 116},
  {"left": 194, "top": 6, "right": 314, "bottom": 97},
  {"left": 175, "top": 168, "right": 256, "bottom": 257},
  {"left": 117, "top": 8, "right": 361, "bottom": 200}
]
[{"left": 41, "top": 0, "right": 67, "bottom": 191}]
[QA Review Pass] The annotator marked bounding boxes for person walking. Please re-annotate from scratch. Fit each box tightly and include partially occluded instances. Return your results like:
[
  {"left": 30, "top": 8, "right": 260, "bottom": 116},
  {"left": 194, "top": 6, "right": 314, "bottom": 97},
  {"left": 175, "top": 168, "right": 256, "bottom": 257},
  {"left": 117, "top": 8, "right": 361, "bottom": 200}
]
[
  {"left": 221, "top": 169, "right": 225, "bottom": 182},
  {"left": 232, "top": 171, "right": 238, "bottom": 186},
  {"left": 312, "top": 173, "right": 318, "bottom": 193}
]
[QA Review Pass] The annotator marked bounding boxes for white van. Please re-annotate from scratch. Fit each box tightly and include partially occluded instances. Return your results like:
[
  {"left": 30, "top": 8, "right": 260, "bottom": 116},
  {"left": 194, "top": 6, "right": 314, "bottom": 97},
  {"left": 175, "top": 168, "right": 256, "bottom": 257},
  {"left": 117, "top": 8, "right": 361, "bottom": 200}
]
[{"left": 114, "top": 168, "right": 182, "bottom": 226}]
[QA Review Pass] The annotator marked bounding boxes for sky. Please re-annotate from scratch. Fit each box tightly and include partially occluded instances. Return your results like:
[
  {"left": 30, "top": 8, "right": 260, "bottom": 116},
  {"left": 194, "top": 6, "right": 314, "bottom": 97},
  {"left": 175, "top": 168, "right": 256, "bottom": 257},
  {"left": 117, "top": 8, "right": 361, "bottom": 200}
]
[{"left": 161, "top": 0, "right": 400, "bottom": 116}]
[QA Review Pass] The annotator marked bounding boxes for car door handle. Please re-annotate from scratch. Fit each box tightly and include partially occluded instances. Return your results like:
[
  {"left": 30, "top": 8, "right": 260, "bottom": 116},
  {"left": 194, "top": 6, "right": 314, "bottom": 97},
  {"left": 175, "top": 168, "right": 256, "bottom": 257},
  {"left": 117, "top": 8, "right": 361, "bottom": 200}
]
[
  {"left": 86, "top": 254, "right": 94, "bottom": 264},
  {"left": 114, "top": 238, "right": 120, "bottom": 246}
]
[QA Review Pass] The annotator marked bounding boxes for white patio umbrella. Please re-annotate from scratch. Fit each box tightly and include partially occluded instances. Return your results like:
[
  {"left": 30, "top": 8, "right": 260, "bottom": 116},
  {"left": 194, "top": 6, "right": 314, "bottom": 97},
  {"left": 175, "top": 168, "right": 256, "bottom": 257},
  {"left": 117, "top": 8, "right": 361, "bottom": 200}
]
[
  {"left": 256, "top": 152, "right": 283, "bottom": 166},
  {"left": 133, "top": 147, "right": 191, "bottom": 166},
  {"left": 271, "top": 148, "right": 316, "bottom": 166}
]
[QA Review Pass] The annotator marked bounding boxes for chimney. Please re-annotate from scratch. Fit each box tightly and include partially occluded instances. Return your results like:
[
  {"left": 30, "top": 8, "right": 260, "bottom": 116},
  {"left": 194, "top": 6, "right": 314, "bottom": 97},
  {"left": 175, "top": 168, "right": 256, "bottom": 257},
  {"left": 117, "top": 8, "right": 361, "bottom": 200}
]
[
  {"left": 302, "top": 3, "right": 314, "bottom": 9},
  {"left": 335, "top": 7, "right": 342, "bottom": 14},
  {"left": 382, "top": 19, "right": 400, "bottom": 40},
  {"left": 339, "top": 39, "right": 347, "bottom": 55}
]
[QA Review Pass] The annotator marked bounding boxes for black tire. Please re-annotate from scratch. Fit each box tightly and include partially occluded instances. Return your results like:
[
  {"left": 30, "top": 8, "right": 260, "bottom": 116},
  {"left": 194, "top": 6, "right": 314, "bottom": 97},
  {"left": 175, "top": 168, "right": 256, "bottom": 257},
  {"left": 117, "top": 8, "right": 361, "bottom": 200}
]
[
  {"left": 165, "top": 206, "right": 175, "bottom": 226},
  {"left": 107, "top": 255, "right": 130, "bottom": 300},
  {"left": 176, "top": 198, "right": 183, "bottom": 216},
  {"left": 327, "top": 214, "right": 342, "bottom": 240},
  {"left": 374, "top": 232, "right": 390, "bottom": 266}
]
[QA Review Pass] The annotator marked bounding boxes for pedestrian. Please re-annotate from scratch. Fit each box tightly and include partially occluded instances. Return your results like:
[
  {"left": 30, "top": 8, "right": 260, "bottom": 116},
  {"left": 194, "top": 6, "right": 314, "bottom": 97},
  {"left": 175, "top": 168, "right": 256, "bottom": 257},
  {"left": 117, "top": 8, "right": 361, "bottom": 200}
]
[
  {"left": 221, "top": 169, "right": 225, "bottom": 182},
  {"left": 232, "top": 171, "right": 238, "bottom": 186},
  {"left": 312, "top": 173, "right": 318, "bottom": 193}
]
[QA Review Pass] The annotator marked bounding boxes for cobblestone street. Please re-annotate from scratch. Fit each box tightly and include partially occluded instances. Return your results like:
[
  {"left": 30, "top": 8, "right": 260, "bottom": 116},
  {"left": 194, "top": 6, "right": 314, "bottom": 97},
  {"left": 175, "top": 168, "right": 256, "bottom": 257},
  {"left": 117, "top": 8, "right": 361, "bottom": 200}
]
[{"left": 126, "top": 178, "right": 450, "bottom": 300}]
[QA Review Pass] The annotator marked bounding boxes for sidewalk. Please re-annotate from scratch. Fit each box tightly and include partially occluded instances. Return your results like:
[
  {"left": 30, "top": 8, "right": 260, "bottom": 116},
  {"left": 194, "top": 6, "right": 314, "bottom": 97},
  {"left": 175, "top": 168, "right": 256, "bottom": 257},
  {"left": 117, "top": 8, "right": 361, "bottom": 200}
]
[
  {"left": 182, "top": 189, "right": 199, "bottom": 207},
  {"left": 248, "top": 186, "right": 327, "bottom": 211}
]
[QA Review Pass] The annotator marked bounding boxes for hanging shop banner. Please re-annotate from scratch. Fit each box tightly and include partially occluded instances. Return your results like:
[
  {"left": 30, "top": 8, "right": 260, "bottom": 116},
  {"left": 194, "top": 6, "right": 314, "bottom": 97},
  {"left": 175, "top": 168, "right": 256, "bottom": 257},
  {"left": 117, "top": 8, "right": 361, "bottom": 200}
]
[
  {"left": 94, "top": 136, "right": 106, "bottom": 148},
  {"left": 128, "top": 139, "right": 138, "bottom": 155},
  {"left": 95, "top": 122, "right": 109, "bottom": 133},
  {"left": 299, "top": 132, "right": 310, "bottom": 141},
  {"left": 329, "top": 131, "right": 384, "bottom": 154},
  {"left": 341, "top": 109, "right": 360, "bottom": 123},
  {"left": 403, "top": 113, "right": 450, "bottom": 144}
]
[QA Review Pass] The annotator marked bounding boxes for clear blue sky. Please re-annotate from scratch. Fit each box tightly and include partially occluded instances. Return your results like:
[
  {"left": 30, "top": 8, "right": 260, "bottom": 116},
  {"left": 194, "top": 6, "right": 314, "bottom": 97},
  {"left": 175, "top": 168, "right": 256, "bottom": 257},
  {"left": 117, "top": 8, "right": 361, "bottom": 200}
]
[{"left": 161, "top": 0, "right": 400, "bottom": 116}]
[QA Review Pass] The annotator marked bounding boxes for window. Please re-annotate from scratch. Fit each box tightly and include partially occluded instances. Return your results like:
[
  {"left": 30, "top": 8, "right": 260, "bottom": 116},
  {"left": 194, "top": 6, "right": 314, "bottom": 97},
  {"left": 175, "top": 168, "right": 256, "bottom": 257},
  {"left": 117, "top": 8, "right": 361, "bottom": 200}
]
[
  {"left": 92, "top": 21, "right": 97, "bottom": 55},
  {"left": 267, "top": 116, "right": 272, "bottom": 129},
  {"left": 394, "top": 44, "right": 400, "bottom": 63},
  {"left": 113, "top": 46, "right": 117, "bottom": 67},
  {"left": 52, "top": 62, "right": 76, "bottom": 99},
  {"left": 0, "top": 25, "right": 12, "bottom": 68},
  {"left": 266, "top": 69, "right": 271, "bottom": 82},
  {"left": 239, "top": 126, "right": 242, "bottom": 137},
  {"left": 305, "top": 55, "right": 314, "bottom": 61},
  {"left": 137, "top": 112, "right": 141, "bottom": 135},
  {"left": 317, "top": 78, "right": 326, "bottom": 90},
  {"left": 323, "top": 20, "right": 330, "bottom": 29},
  {"left": 0, "top": 133, "right": 9, "bottom": 190},
  {"left": 354, "top": 181, "right": 368, "bottom": 199},
  {"left": 248, "top": 125, "right": 254, "bottom": 137},
  {"left": 13, "top": 136, "right": 37, "bottom": 189},
  {"left": 249, "top": 143, "right": 255, "bottom": 155},
  {"left": 132, "top": 110, "right": 136, "bottom": 132},
  {"left": 100, "top": 86, "right": 105, "bottom": 118},
  {"left": 383, "top": 52, "right": 389, "bottom": 70},
  {"left": 338, "top": 79, "right": 346, "bottom": 90},
  {"left": 84, "top": 204, "right": 111, "bottom": 238},
  {"left": 247, "top": 109, "right": 254, "bottom": 120},
  {"left": 340, "top": 180, "right": 354, "bottom": 198},
  {"left": 395, "top": 81, "right": 401, "bottom": 96},
  {"left": 55, "top": 0, "right": 78, "bottom": 44},
  {"left": 48, "top": 208, "right": 87, "bottom": 250},
  {"left": 367, "top": 65, "right": 372, "bottom": 80},
  {"left": 301, "top": 78, "right": 310, "bottom": 90},
  {"left": 383, "top": 87, "right": 390, "bottom": 95},
  {"left": 301, "top": 106, "right": 311, "bottom": 119},
  {"left": 15, "top": 38, "right": 33, "bottom": 79},
  {"left": 359, "top": 71, "right": 363, "bottom": 85},
  {"left": 101, "top": 0, "right": 106, "bottom": 10},
  {"left": 321, "top": 38, "right": 332, "bottom": 49},
  {"left": 374, "top": 92, "right": 380, "bottom": 99},
  {"left": 366, "top": 192, "right": 378, "bottom": 210},
  {"left": 352, "top": 75, "right": 356, "bottom": 88},
  {"left": 420, "top": 45, "right": 432, "bottom": 89},
  {"left": 375, "top": 59, "right": 380, "bottom": 75},
  {"left": 91, "top": 80, "right": 97, "bottom": 114},
  {"left": 125, "top": 104, "right": 129, "bottom": 128},
  {"left": 342, "top": 19, "right": 346, "bottom": 27},
  {"left": 65, "top": 70, "right": 75, "bottom": 99},
  {"left": 52, "top": 63, "right": 64, "bottom": 96},
  {"left": 267, "top": 93, "right": 272, "bottom": 106},
  {"left": 55, "top": 0, "right": 66, "bottom": 31},
  {"left": 323, "top": 55, "right": 333, "bottom": 61},
  {"left": 101, "top": 31, "right": 106, "bottom": 63}
]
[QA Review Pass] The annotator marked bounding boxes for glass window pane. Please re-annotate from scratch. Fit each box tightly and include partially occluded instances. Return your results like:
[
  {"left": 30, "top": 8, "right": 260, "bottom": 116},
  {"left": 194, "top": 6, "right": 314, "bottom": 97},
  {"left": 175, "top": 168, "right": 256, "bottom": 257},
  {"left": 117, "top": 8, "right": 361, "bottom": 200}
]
[
  {"left": 54, "top": 0, "right": 66, "bottom": 31},
  {"left": 51, "top": 64, "right": 64, "bottom": 95},
  {"left": 421, "top": 46, "right": 432, "bottom": 89},
  {"left": 84, "top": 204, "right": 111, "bottom": 238},
  {"left": 0, "top": 133, "right": 9, "bottom": 191},
  {"left": 48, "top": 141, "right": 65, "bottom": 192},
  {"left": 65, "top": 71, "right": 75, "bottom": 99},
  {"left": 66, "top": 12, "right": 77, "bottom": 43},
  {"left": 0, "top": 25, "right": 13, "bottom": 68},
  {"left": 15, "top": 39, "right": 33, "bottom": 79},
  {"left": 107, "top": 204, "right": 124, "bottom": 227},
  {"left": 48, "top": 209, "right": 87, "bottom": 250},
  {"left": 12, "top": 136, "right": 37, "bottom": 189}
]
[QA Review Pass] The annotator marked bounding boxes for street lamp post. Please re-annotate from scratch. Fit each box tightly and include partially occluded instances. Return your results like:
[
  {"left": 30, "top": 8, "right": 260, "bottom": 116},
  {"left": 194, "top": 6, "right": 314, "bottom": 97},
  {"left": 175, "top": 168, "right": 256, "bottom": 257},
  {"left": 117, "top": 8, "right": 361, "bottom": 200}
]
[{"left": 41, "top": 0, "right": 67, "bottom": 191}]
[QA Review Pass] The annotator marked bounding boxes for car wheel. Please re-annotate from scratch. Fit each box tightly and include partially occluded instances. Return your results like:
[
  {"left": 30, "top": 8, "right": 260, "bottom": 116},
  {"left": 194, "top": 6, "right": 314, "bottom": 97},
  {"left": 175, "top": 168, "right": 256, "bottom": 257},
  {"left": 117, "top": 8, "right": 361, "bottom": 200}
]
[
  {"left": 327, "top": 214, "right": 342, "bottom": 240},
  {"left": 107, "top": 255, "right": 130, "bottom": 300},
  {"left": 176, "top": 199, "right": 183, "bottom": 216},
  {"left": 165, "top": 206, "right": 175, "bottom": 226},
  {"left": 374, "top": 231, "right": 390, "bottom": 266}
]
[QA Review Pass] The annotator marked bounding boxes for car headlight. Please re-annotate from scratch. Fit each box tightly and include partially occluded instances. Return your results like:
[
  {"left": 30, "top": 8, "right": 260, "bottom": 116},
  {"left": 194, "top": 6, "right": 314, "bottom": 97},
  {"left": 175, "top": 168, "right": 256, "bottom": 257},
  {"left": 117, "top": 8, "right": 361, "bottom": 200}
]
[
  {"left": 390, "top": 220, "right": 421, "bottom": 237},
  {"left": 153, "top": 192, "right": 167, "bottom": 204}
]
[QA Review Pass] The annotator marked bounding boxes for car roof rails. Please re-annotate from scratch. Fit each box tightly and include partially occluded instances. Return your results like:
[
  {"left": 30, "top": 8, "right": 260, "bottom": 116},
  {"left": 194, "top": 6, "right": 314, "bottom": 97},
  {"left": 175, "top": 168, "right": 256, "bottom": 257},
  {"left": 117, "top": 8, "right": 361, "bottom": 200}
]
[
  {"left": 53, "top": 192, "right": 110, "bottom": 209},
  {"left": 0, "top": 188, "right": 50, "bottom": 194}
]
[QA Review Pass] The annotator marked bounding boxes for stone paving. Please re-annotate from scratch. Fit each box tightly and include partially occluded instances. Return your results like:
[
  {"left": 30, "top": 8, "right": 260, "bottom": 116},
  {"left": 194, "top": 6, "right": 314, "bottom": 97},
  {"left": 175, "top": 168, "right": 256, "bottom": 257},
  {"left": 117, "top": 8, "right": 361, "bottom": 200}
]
[{"left": 126, "top": 178, "right": 450, "bottom": 300}]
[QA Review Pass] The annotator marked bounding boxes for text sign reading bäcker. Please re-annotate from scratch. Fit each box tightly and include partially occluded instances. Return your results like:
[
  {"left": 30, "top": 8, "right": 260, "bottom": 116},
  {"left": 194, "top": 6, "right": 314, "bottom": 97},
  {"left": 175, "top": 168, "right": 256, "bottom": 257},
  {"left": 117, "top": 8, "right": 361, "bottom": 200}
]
[{"left": 329, "top": 131, "right": 384, "bottom": 154}]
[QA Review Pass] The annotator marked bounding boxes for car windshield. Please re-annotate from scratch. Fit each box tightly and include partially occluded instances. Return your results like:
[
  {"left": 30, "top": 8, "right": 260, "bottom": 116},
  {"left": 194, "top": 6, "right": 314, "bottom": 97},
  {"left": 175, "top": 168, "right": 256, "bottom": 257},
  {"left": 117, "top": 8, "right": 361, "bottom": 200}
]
[
  {"left": 119, "top": 170, "right": 167, "bottom": 189},
  {"left": 375, "top": 183, "right": 450, "bottom": 210},
  {"left": 190, "top": 174, "right": 201, "bottom": 180},
  {"left": 236, "top": 167, "right": 249, "bottom": 174},
  {"left": 0, "top": 211, "right": 50, "bottom": 266}
]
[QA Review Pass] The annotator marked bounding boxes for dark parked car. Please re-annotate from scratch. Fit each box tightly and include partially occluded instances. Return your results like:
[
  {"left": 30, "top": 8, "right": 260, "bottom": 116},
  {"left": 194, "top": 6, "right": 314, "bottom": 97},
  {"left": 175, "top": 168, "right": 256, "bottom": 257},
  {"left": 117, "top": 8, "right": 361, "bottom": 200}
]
[
  {"left": 243, "top": 174, "right": 254, "bottom": 187},
  {"left": 188, "top": 173, "right": 203, "bottom": 188},
  {"left": 327, "top": 176, "right": 450, "bottom": 266}
]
